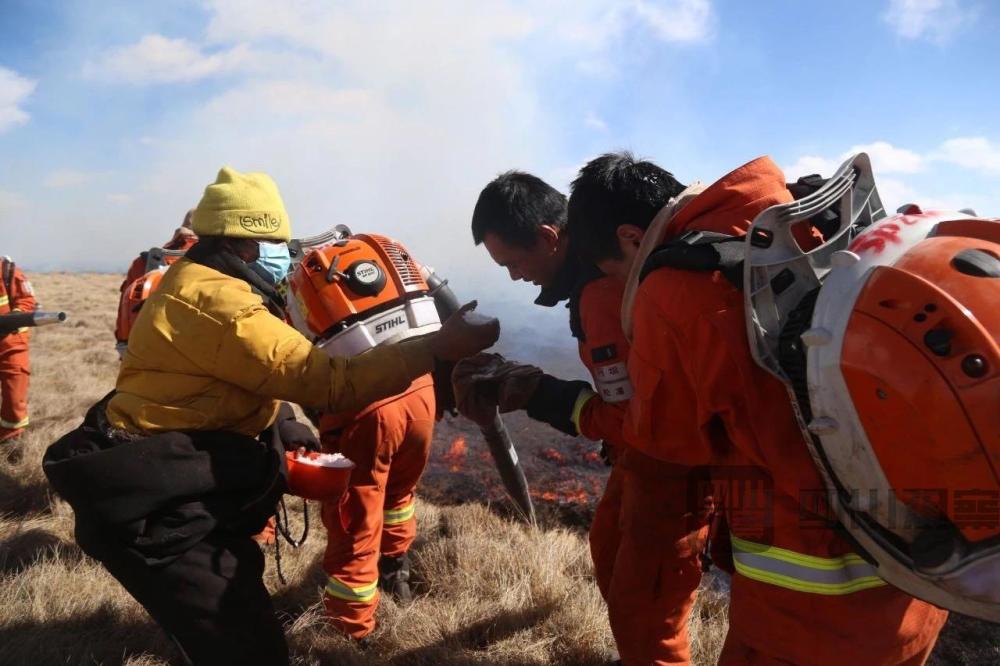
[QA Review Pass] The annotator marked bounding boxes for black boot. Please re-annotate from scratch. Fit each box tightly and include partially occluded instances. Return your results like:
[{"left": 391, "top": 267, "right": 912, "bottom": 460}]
[{"left": 378, "top": 553, "right": 412, "bottom": 603}]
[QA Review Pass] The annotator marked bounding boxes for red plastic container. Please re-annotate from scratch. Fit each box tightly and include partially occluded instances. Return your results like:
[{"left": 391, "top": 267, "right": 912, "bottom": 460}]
[{"left": 285, "top": 451, "right": 355, "bottom": 501}]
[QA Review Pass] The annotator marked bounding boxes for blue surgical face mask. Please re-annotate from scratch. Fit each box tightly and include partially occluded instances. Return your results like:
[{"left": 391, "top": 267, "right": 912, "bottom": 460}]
[{"left": 253, "top": 242, "right": 292, "bottom": 285}]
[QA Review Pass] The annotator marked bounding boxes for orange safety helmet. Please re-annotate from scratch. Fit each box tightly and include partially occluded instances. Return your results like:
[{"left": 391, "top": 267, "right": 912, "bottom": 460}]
[
  {"left": 745, "top": 153, "right": 1000, "bottom": 621},
  {"left": 115, "top": 267, "right": 166, "bottom": 350},
  {"left": 285, "top": 450, "right": 354, "bottom": 501},
  {"left": 286, "top": 230, "right": 441, "bottom": 357}
]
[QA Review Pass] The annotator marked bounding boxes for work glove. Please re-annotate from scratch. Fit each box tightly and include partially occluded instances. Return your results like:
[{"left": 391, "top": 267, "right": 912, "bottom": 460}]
[
  {"left": 452, "top": 353, "right": 544, "bottom": 426},
  {"left": 431, "top": 359, "right": 460, "bottom": 420},
  {"left": 599, "top": 441, "right": 614, "bottom": 467},
  {"left": 452, "top": 353, "right": 595, "bottom": 436},
  {"left": 429, "top": 301, "right": 501, "bottom": 362},
  {"left": 275, "top": 402, "right": 321, "bottom": 452}
]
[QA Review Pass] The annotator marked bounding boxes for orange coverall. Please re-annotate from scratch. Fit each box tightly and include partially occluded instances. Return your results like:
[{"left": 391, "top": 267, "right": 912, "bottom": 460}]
[
  {"left": 319, "top": 374, "right": 435, "bottom": 639},
  {"left": 578, "top": 276, "right": 706, "bottom": 665},
  {"left": 579, "top": 157, "right": 947, "bottom": 664},
  {"left": 0, "top": 258, "right": 35, "bottom": 441}
]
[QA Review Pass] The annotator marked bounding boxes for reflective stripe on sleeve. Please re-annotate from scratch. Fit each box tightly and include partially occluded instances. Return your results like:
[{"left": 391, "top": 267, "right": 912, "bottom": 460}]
[
  {"left": 384, "top": 502, "right": 415, "bottom": 525},
  {"left": 570, "top": 388, "right": 597, "bottom": 434},
  {"left": 731, "top": 534, "right": 887, "bottom": 595},
  {"left": 324, "top": 575, "right": 379, "bottom": 603}
]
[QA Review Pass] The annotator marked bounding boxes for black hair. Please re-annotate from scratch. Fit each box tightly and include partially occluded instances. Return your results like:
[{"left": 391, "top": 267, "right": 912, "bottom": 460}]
[
  {"left": 471, "top": 171, "right": 567, "bottom": 248},
  {"left": 567, "top": 151, "right": 685, "bottom": 264}
]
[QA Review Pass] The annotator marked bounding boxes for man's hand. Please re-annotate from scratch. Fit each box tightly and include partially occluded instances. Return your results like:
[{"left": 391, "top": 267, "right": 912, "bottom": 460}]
[
  {"left": 429, "top": 301, "right": 500, "bottom": 362},
  {"left": 276, "top": 403, "right": 321, "bottom": 452},
  {"left": 452, "top": 353, "right": 544, "bottom": 426}
]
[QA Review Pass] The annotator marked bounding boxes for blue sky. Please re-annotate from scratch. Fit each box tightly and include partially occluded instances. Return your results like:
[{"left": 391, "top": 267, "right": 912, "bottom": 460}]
[{"left": 1, "top": 0, "right": 999, "bottom": 310}]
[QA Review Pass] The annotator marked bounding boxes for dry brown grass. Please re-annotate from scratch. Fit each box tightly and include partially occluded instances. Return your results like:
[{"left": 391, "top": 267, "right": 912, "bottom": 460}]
[{"left": 0, "top": 272, "right": 737, "bottom": 665}]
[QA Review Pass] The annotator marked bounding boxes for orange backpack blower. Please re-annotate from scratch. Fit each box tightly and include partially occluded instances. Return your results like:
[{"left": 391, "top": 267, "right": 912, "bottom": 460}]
[
  {"left": 285, "top": 230, "right": 442, "bottom": 357},
  {"left": 743, "top": 154, "right": 1000, "bottom": 621},
  {"left": 115, "top": 267, "right": 166, "bottom": 356}
]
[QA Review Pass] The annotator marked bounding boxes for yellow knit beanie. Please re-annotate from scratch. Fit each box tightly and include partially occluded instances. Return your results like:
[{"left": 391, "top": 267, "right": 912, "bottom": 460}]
[{"left": 192, "top": 166, "right": 291, "bottom": 242}]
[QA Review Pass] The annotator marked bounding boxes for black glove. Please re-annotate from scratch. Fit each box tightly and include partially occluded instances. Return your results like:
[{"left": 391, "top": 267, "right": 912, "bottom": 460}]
[
  {"left": 599, "top": 441, "right": 614, "bottom": 467},
  {"left": 524, "top": 374, "right": 594, "bottom": 437},
  {"left": 275, "top": 402, "right": 321, "bottom": 452},
  {"left": 432, "top": 359, "right": 459, "bottom": 420}
]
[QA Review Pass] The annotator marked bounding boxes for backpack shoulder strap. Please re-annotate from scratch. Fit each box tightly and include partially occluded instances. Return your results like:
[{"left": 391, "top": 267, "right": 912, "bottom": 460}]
[
  {"left": 567, "top": 263, "right": 604, "bottom": 342},
  {"left": 639, "top": 230, "right": 745, "bottom": 289},
  {"left": 1, "top": 258, "right": 13, "bottom": 297}
]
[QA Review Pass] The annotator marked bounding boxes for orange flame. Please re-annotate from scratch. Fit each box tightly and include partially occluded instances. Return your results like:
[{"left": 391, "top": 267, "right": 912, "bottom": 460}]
[
  {"left": 443, "top": 436, "right": 467, "bottom": 472},
  {"left": 533, "top": 486, "right": 593, "bottom": 505},
  {"left": 540, "top": 447, "right": 565, "bottom": 464}
]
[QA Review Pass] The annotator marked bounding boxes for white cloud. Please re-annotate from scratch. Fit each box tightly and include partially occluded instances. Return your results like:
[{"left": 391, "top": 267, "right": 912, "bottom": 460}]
[
  {"left": 553, "top": 0, "right": 713, "bottom": 52},
  {"left": 882, "top": 0, "right": 975, "bottom": 43},
  {"left": 0, "top": 66, "right": 36, "bottom": 133},
  {"left": 873, "top": 176, "right": 919, "bottom": 211},
  {"left": 784, "top": 137, "right": 1000, "bottom": 215},
  {"left": 634, "top": 0, "right": 714, "bottom": 43},
  {"left": 785, "top": 141, "right": 925, "bottom": 179},
  {"left": 84, "top": 3, "right": 562, "bottom": 290},
  {"left": 584, "top": 111, "right": 608, "bottom": 132},
  {"left": 0, "top": 189, "right": 26, "bottom": 212},
  {"left": 43, "top": 169, "right": 101, "bottom": 189},
  {"left": 850, "top": 141, "right": 925, "bottom": 173},
  {"left": 934, "top": 137, "right": 1000, "bottom": 173},
  {"left": 84, "top": 34, "right": 253, "bottom": 83},
  {"left": 12, "top": 1, "right": 714, "bottom": 289},
  {"left": 203, "top": 0, "right": 711, "bottom": 81},
  {"left": 783, "top": 154, "right": 840, "bottom": 179},
  {"left": 200, "top": 81, "right": 375, "bottom": 120}
]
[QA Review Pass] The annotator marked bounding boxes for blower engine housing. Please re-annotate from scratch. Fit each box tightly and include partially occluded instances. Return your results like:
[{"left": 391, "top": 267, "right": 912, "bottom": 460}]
[{"left": 286, "top": 233, "right": 441, "bottom": 357}]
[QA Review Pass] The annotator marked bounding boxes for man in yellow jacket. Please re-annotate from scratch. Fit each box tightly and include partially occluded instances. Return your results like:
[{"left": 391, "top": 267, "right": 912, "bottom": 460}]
[{"left": 44, "top": 167, "right": 499, "bottom": 666}]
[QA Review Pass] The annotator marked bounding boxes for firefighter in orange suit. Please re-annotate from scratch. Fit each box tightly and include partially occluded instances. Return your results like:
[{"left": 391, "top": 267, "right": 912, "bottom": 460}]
[
  {"left": 567, "top": 153, "right": 947, "bottom": 664},
  {"left": 469, "top": 171, "right": 706, "bottom": 665},
  {"left": 577, "top": 276, "right": 706, "bottom": 664},
  {"left": 284, "top": 233, "right": 455, "bottom": 641},
  {"left": 0, "top": 256, "right": 36, "bottom": 442},
  {"left": 317, "top": 375, "right": 435, "bottom": 638}
]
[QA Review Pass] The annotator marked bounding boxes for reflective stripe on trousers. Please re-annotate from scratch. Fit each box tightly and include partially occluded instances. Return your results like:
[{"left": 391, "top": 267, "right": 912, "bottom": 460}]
[
  {"left": 0, "top": 416, "right": 29, "bottom": 429},
  {"left": 383, "top": 502, "right": 415, "bottom": 526},
  {"left": 325, "top": 575, "right": 379, "bottom": 603},
  {"left": 731, "top": 534, "right": 887, "bottom": 595}
]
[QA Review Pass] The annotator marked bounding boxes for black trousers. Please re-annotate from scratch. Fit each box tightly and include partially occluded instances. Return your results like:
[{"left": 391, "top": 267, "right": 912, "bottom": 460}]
[{"left": 77, "top": 523, "right": 289, "bottom": 666}]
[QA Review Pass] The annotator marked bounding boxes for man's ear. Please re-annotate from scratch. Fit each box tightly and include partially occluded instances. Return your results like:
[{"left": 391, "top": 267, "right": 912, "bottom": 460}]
[
  {"left": 616, "top": 224, "right": 645, "bottom": 247},
  {"left": 536, "top": 224, "right": 561, "bottom": 252}
]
